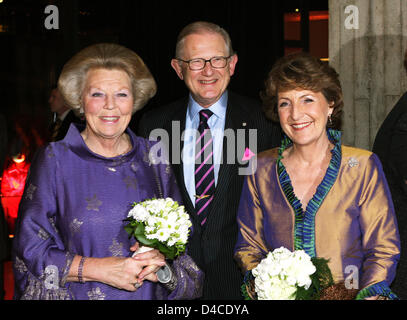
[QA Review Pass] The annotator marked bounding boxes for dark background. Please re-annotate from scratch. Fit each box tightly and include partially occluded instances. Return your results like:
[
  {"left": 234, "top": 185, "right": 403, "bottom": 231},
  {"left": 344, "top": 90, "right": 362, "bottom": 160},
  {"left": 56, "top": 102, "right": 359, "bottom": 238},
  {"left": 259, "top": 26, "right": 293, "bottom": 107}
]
[{"left": 0, "top": 0, "right": 328, "bottom": 146}]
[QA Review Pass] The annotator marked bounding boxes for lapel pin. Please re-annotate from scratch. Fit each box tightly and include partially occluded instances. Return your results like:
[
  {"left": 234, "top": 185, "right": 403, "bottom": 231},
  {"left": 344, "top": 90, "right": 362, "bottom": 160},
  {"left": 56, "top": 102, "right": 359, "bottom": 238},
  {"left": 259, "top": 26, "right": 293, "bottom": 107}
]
[
  {"left": 194, "top": 194, "right": 210, "bottom": 199},
  {"left": 242, "top": 147, "right": 255, "bottom": 161}
]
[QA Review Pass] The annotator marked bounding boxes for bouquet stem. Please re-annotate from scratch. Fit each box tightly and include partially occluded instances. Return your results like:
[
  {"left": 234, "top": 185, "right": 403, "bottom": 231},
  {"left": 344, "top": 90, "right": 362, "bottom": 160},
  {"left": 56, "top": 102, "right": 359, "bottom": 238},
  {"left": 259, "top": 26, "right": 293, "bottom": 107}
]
[{"left": 132, "top": 245, "right": 154, "bottom": 256}]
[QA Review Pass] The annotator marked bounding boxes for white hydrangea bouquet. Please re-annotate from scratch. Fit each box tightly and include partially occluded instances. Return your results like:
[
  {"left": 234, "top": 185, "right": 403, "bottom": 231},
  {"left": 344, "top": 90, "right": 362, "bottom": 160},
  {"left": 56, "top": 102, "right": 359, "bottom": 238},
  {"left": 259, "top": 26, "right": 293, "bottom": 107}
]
[
  {"left": 242, "top": 247, "right": 334, "bottom": 300},
  {"left": 124, "top": 198, "right": 192, "bottom": 260}
]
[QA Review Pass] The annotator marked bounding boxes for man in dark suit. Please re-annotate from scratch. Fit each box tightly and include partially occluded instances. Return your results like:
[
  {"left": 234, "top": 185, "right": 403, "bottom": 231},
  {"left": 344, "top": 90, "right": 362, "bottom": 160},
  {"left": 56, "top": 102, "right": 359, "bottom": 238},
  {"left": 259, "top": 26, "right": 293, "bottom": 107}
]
[
  {"left": 138, "top": 21, "right": 281, "bottom": 299},
  {"left": 48, "top": 87, "right": 82, "bottom": 141},
  {"left": 373, "top": 49, "right": 407, "bottom": 299}
]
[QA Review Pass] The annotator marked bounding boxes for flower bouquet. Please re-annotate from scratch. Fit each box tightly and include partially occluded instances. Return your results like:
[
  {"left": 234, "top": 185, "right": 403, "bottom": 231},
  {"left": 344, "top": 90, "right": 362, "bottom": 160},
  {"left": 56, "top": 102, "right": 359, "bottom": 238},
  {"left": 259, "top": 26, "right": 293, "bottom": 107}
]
[
  {"left": 242, "top": 247, "right": 338, "bottom": 300},
  {"left": 124, "top": 198, "right": 192, "bottom": 260}
]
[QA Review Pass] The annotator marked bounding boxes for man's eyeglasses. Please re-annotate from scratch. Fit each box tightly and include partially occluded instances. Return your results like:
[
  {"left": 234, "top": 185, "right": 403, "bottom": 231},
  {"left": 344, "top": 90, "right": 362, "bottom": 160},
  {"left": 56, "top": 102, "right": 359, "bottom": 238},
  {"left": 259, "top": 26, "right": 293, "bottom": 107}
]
[{"left": 177, "top": 56, "right": 231, "bottom": 71}]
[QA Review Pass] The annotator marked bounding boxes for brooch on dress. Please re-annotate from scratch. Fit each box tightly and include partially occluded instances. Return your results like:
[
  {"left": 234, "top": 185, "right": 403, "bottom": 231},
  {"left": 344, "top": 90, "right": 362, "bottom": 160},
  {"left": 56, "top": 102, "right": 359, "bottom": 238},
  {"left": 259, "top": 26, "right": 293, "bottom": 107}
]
[{"left": 348, "top": 157, "right": 359, "bottom": 168}]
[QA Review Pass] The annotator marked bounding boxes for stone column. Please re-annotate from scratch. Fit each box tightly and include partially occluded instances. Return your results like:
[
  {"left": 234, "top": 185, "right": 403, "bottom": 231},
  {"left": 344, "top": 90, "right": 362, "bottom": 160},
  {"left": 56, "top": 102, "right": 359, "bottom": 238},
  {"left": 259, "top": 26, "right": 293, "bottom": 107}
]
[{"left": 329, "top": 0, "right": 407, "bottom": 149}]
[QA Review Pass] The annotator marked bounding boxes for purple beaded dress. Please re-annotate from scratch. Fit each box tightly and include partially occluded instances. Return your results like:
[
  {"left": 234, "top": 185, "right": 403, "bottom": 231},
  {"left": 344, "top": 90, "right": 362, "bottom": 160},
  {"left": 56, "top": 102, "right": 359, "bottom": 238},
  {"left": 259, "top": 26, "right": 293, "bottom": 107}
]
[{"left": 12, "top": 124, "right": 203, "bottom": 300}]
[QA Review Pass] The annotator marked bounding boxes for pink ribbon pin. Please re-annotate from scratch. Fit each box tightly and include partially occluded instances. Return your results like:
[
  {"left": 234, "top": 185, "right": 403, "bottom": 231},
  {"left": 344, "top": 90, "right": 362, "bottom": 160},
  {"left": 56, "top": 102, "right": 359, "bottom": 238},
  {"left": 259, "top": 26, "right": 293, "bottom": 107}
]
[{"left": 242, "top": 147, "right": 255, "bottom": 161}]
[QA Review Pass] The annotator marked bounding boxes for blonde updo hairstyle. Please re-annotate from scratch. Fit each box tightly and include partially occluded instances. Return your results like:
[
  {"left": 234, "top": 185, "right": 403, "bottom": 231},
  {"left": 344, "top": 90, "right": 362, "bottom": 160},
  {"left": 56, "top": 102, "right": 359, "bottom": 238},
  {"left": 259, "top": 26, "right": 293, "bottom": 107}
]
[{"left": 58, "top": 43, "right": 157, "bottom": 116}]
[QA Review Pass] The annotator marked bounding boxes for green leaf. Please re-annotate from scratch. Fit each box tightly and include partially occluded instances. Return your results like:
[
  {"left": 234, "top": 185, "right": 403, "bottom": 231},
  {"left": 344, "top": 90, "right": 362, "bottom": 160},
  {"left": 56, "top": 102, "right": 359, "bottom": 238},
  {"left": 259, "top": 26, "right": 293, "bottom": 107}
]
[
  {"left": 166, "top": 251, "right": 175, "bottom": 260},
  {"left": 124, "top": 224, "right": 133, "bottom": 236},
  {"left": 135, "top": 233, "right": 157, "bottom": 247},
  {"left": 157, "top": 242, "right": 169, "bottom": 254},
  {"left": 154, "top": 242, "right": 175, "bottom": 260},
  {"left": 295, "top": 257, "right": 334, "bottom": 300},
  {"left": 134, "top": 223, "right": 145, "bottom": 236}
]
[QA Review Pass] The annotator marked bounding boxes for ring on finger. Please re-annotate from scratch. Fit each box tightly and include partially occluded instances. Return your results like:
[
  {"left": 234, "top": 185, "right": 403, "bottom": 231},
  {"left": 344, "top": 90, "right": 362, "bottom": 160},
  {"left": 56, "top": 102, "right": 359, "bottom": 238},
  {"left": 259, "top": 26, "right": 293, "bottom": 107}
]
[{"left": 134, "top": 282, "right": 142, "bottom": 289}]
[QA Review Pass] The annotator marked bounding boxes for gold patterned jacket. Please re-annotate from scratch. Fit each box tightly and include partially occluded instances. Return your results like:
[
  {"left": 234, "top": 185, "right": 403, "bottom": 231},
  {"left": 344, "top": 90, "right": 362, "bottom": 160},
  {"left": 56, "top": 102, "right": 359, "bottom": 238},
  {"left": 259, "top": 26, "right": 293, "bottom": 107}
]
[{"left": 234, "top": 130, "right": 400, "bottom": 299}]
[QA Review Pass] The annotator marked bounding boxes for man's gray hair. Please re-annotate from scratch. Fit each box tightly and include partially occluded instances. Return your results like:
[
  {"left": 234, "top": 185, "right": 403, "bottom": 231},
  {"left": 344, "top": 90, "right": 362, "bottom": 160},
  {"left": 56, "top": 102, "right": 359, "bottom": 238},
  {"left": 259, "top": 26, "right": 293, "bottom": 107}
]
[{"left": 175, "top": 21, "right": 234, "bottom": 59}]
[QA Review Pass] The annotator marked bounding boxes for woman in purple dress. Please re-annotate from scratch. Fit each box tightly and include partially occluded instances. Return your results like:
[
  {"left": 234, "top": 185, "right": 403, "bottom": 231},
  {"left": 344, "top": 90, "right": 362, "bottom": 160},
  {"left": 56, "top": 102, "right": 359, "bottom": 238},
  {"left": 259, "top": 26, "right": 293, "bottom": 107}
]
[{"left": 12, "top": 43, "right": 203, "bottom": 300}]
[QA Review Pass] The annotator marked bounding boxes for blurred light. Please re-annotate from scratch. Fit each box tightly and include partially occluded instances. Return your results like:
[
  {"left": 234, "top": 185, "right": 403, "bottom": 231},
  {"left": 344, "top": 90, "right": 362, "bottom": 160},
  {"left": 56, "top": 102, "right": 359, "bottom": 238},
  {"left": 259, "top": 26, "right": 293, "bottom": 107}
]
[
  {"left": 1, "top": 156, "right": 30, "bottom": 235},
  {"left": 12, "top": 154, "right": 26, "bottom": 164},
  {"left": 310, "top": 11, "right": 329, "bottom": 21},
  {"left": 295, "top": 8, "right": 299, "bottom": 12},
  {"left": 285, "top": 11, "right": 329, "bottom": 22}
]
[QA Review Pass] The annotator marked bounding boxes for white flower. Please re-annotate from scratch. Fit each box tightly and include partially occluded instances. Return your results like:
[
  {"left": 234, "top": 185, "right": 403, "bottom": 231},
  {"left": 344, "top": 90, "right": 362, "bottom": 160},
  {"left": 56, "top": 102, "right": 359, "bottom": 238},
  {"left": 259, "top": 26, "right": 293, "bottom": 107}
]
[
  {"left": 165, "top": 197, "right": 175, "bottom": 207},
  {"left": 165, "top": 211, "right": 179, "bottom": 225},
  {"left": 167, "top": 237, "right": 177, "bottom": 247},
  {"left": 288, "top": 250, "right": 316, "bottom": 289},
  {"left": 255, "top": 276, "right": 297, "bottom": 300},
  {"left": 156, "top": 228, "right": 171, "bottom": 242},
  {"left": 146, "top": 233, "right": 157, "bottom": 240},
  {"left": 126, "top": 198, "right": 192, "bottom": 250},
  {"left": 146, "top": 215, "right": 159, "bottom": 228},
  {"left": 252, "top": 247, "right": 316, "bottom": 300},
  {"left": 128, "top": 205, "right": 149, "bottom": 221},
  {"left": 145, "top": 225, "right": 156, "bottom": 234}
]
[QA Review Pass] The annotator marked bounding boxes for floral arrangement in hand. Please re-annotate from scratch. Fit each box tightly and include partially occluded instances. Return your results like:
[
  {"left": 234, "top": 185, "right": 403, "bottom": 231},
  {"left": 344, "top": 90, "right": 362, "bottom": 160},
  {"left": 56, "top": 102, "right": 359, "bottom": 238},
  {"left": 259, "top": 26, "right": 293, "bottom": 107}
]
[
  {"left": 242, "top": 247, "right": 335, "bottom": 300},
  {"left": 124, "top": 198, "right": 192, "bottom": 260}
]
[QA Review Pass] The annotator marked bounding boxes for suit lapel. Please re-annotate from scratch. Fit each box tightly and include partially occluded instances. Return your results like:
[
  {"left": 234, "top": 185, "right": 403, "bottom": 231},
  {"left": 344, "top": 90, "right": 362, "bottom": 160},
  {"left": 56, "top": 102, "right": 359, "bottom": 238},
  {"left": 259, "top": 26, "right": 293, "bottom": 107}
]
[{"left": 205, "top": 94, "right": 247, "bottom": 226}]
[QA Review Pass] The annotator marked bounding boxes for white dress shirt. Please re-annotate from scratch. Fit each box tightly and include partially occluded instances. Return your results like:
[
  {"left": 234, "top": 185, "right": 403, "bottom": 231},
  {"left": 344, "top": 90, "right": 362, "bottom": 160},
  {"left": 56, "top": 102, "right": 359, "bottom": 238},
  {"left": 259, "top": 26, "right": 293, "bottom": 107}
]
[{"left": 182, "top": 92, "right": 228, "bottom": 206}]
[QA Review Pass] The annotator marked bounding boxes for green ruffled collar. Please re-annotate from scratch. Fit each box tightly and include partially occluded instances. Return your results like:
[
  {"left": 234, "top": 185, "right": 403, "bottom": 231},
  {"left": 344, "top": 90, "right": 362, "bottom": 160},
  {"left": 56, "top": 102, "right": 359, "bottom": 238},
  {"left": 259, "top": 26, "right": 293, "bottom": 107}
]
[{"left": 276, "top": 129, "right": 342, "bottom": 257}]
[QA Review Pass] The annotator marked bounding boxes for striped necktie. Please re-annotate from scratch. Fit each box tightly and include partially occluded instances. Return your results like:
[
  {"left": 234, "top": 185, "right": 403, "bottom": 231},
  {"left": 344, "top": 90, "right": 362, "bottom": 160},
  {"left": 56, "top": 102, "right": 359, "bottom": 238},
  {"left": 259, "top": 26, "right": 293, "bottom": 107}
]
[{"left": 195, "top": 109, "right": 215, "bottom": 226}]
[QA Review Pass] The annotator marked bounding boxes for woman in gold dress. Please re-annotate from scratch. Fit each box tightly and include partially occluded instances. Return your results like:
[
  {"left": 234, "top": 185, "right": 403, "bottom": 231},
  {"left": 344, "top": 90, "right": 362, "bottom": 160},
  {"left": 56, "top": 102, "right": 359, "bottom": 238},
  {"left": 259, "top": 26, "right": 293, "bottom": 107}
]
[{"left": 234, "top": 52, "right": 400, "bottom": 299}]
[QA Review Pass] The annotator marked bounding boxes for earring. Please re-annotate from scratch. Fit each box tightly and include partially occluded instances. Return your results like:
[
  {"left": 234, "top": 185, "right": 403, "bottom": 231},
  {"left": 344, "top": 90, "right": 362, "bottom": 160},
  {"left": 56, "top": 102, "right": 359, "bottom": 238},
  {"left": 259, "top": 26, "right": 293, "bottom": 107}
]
[{"left": 328, "top": 114, "right": 332, "bottom": 126}]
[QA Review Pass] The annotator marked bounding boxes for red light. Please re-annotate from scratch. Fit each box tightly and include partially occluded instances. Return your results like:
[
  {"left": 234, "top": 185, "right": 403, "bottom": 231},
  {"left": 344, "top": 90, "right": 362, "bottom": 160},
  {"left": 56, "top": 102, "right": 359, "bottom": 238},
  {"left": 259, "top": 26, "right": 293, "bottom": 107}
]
[
  {"left": 284, "top": 10, "right": 329, "bottom": 22},
  {"left": 1, "top": 157, "right": 30, "bottom": 234}
]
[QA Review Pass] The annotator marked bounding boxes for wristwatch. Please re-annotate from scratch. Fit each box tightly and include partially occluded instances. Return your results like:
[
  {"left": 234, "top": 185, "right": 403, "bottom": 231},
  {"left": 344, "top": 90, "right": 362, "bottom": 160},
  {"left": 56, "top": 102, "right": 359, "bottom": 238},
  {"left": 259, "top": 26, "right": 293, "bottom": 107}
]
[{"left": 156, "top": 263, "right": 178, "bottom": 291}]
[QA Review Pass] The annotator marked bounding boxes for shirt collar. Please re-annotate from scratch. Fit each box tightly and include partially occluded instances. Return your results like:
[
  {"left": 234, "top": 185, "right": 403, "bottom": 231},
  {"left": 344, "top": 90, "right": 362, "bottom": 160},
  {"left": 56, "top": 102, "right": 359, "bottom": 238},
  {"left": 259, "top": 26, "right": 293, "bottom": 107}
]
[{"left": 187, "top": 91, "right": 228, "bottom": 122}]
